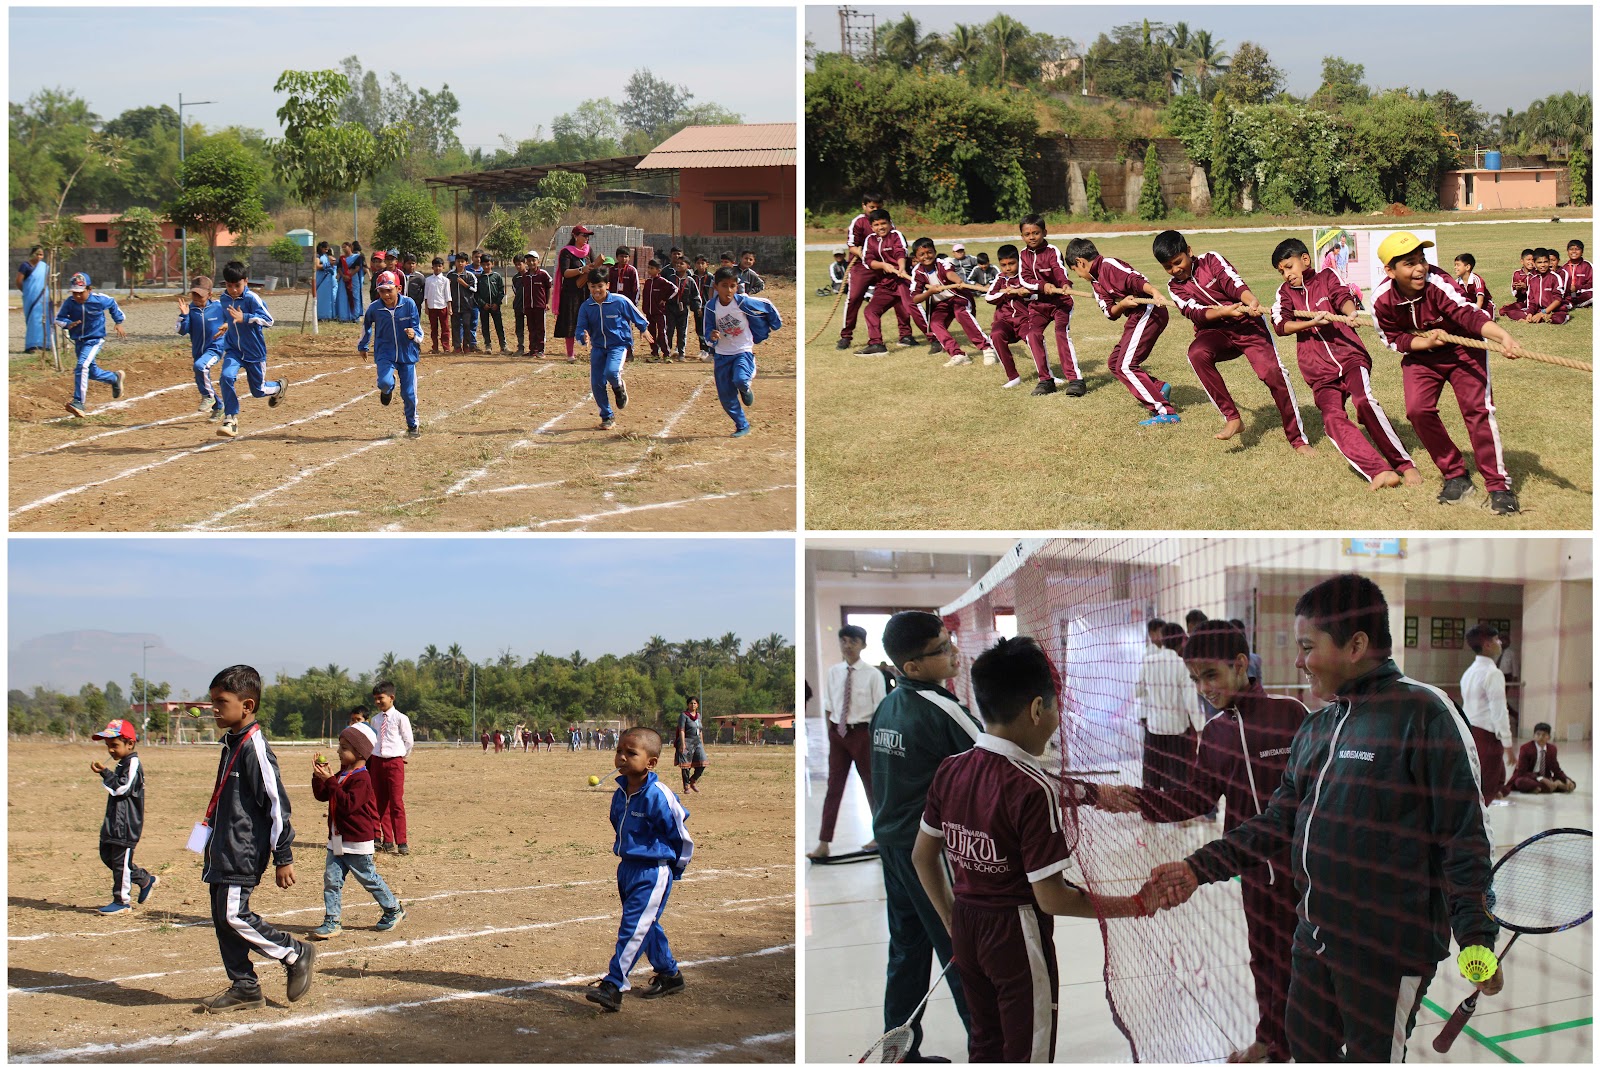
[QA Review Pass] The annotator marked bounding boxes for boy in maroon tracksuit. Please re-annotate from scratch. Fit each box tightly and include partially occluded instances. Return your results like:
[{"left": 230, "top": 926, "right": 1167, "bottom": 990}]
[
  {"left": 1504, "top": 248, "right": 1569, "bottom": 323},
  {"left": 1100, "top": 622, "right": 1307, "bottom": 1063},
  {"left": 1562, "top": 239, "right": 1592, "bottom": 308},
  {"left": 837, "top": 191, "right": 884, "bottom": 349},
  {"left": 1451, "top": 253, "right": 1496, "bottom": 318},
  {"left": 1065, "top": 237, "right": 1177, "bottom": 423},
  {"left": 1509, "top": 722, "right": 1577, "bottom": 793},
  {"left": 518, "top": 252, "right": 552, "bottom": 357},
  {"left": 983, "top": 245, "right": 1044, "bottom": 389},
  {"left": 308, "top": 726, "right": 404, "bottom": 939},
  {"left": 1370, "top": 231, "right": 1529, "bottom": 514},
  {"left": 1270, "top": 238, "right": 1418, "bottom": 490},
  {"left": 639, "top": 259, "right": 679, "bottom": 361},
  {"left": 1153, "top": 230, "right": 1310, "bottom": 450},
  {"left": 909, "top": 238, "right": 991, "bottom": 367},
  {"left": 612, "top": 248, "right": 642, "bottom": 360},
  {"left": 1017, "top": 215, "right": 1080, "bottom": 395},
  {"left": 858, "top": 209, "right": 916, "bottom": 354}
]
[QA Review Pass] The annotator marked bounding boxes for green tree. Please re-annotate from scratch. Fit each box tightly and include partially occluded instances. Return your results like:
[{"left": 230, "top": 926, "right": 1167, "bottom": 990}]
[
  {"left": 1220, "top": 41, "right": 1282, "bottom": 105},
  {"left": 113, "top": 207, "right": 165, "bottom": 296},
  {"left": 167, "top": 141, "right": 270, "bottom": 258},
  {"left": 1137, "top": 143, "right": 1166, "bottom": 220},
  {"left": 146, "top": 707, "right": 169, "bottom": 737},
  {"left": 1312, "top": 57, "right": 1368, "bottom": 110},
  {"left": 1570, "top": 150, "right": 1590, "bottom": 207},
  {"left": 944, "top": 23, "right": 985, "bottom": 76},
  {"left": 372, "top": 186, "right": 448, "bottom": 257},
  {"left": 878, "top": 14, "right": 942, "bottom": 72},
  {"left": 550, "top": 99, "right": 622, "bottom": 159},
  {"left": 523, "top": 170, "right": 588, "bottom": 231},
  {"left": 1084, "top": 168, "right": 1110, "bottom": 221},
  {"left": 1207, "top": 93, "right": 1237, "bottom": 213},
  {"left": 480, "top": 205, "right": 527, "bottom": 267},
  {"left": 105, "top": 680, "right": 127, "bottom": 716},
  {"left": 619, "top": 69, "right": 690, "bottom": 138},
  {"left": 985, "top": 13, "right": 1028, "bottom": 84},
  {"left": 268, "top": 235, "right": 307, "bottom": 287},
  {"left": 1187, "top": 31, "right": 1229, "bottom": 99}
]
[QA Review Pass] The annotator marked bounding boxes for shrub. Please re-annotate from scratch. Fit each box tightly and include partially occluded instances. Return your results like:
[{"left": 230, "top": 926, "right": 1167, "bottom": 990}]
[{"left": 1137, "top": 143, "right": 1166, "bottom": 221}]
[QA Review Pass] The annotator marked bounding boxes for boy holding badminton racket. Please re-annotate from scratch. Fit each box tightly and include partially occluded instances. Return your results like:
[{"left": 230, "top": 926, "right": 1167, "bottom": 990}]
[
  {"left": 913, "top": 636, "right": 1154, "bottom": 1063},
  {"left": 1369, "top": 231, "right": 1529, "bottom": 514},
  {"left": 1269, "top": 238, "right": 1418, "bottom": 491},
  {"left": 1063, "top": 237, "right": 1177, "bottom": 424},
  {"left": 1144, "top": 574, "right": 1501, "bottom": 1062}
]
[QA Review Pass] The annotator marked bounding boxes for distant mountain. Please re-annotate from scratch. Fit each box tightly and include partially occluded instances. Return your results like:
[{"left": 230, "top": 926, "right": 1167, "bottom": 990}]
[{"left": 8, "top": 631, "right": 303, "bottom": 698}]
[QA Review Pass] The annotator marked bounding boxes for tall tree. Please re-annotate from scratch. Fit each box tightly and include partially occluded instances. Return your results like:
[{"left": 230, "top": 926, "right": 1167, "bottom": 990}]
[
  {"left": 166, "top": 140, "right": 269, "bottom": 259},
  {"left": 1188, "top": 31, "right": 1230, "bottom": 99},
  {"left": 620, "top": 69, "right": 691, "bottom": 138},
  {"left": 1220, "top": 41, "right": 1282, "bottom": 105},
  {"left": 986, "top": 13, "right": 1028, "bottom": 84}
]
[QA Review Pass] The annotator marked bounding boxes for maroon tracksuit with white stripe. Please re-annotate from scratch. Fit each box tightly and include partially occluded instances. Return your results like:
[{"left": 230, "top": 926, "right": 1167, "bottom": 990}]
[
  {"left": 640, "top": 275, "right": 678, "bottom": 357},
  {"left": 1371, "top": 265, "right": 1511, "bottom": 491},
  {"left": 985, "top": 272, "right": 1045, "bottom": 382},
  {"left": 1271, "top": 268, "right": 1414, "bottom": 482},
  {"left": 839, "top": 213, "right": 874, "bottom": 341},
  {"left": 1018, "top": 243, "right": 1079, "bottom": 380},
  {"left": 1562, "top": 257, "right": 1592, "bottom": 308},
  {"left": 911, "top": 261, "right": 991, "bottom": 356},
  {"left": 1086, "top": 255, "right": 1172, "bottom": 414},
  {"left": 1456, "top": 272, "right": 1497, "bottom": 319},
  {"left": 863, "top": 230, "right": 915, "bottom": 344},
  {"left": 921, "top": 735, "right": 1077, "bottom": 1063},
  {"left": 1503, "top": 269, "right": 1569, "bottom": 323},
  {"left": 1168, "top": 251, "right": 1307, "bottom": 445}
]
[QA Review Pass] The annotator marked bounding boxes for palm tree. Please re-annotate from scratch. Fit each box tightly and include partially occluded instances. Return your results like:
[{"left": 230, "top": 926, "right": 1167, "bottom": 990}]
[
  {"left": 878, "top": 14, "right": 941, "bottom": 72},
  {"left": 985, "top": 13, "right": 1027, "bottom": 85},
  {"left": 1189, "top": 31, "right": 1230, "bottom": 98},
  {"left": 944, "top": 23, "right": 984, "bottom": 76},
  {"left": 420, "top": 644, "right": 441, "bottom": 683},
  {"left": 568, "top": 649, "right": 589, "bottom": 670},
  {"left": 446, "top": 642, "right": 467, "bottom": 696},
  {"left": 716, "top": 632, "right": 742, "bottom": 664},
  {"left": 377, "top": 651, "right": 398, "bottom": 678},
  {"left": 641, "top": 635, "right": 671, "bottom": 673}
]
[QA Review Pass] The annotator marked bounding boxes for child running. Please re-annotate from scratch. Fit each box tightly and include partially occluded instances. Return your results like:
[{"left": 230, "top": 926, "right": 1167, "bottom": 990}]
[
  {"left": 908, "top": 237, "right": 992, "bottom": 368},
  {"left": 1017, "top": 215, "right": 1081, "bottom": 395},
  {"left": 702, "top": 265, "right": 782, "bottom": 438},
  {"left": 1064, "top": 237, "right": 1177, "bottom": 423},
  {"left": 357, "top": 270, "right": 423, "bottom": 439},
  {"left": 574, "top": 267, "right": 649, "bottom": 430},
  {"left": 54, "top": 271, "right": 127, "bottom": 417},
  {"left": 215, "top": 261, "right": 286, "bottom": 439},
  {"left": 308, "top": 725, "right": 405, "bottom": 939},
  {"left": 1270, "top": 238, "right": 1417, "bottom": 489},
  {"left": 90, "top": 718, "right": 156, "bottom": 914},
  {"left": 177, "top": 275, "right": 228, "bottom": 421},
  {"left": 585, "top": 727, "right": 692, "bottom": 1012}
]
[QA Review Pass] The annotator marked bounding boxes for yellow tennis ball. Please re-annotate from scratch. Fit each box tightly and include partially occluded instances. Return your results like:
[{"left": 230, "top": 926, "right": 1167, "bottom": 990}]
[
  {"left": 1458, "top": 945, "right": 1497, "bottom": 983},
  {"left": 587, "top": 775, "right": 601, "bottom": 787}
]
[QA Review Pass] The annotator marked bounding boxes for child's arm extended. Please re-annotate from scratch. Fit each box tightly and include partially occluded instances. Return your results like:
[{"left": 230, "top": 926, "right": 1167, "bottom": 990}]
[
  {"left": 1032, "top": 873, "right": 1154, "bottom": 920},
  {"left": 357, "top": 306, "right": 376, "bottom": 358}
]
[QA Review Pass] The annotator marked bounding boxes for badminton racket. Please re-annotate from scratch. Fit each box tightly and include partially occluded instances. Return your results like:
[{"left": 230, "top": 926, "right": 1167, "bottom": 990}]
[{"left": 859, "top": 961, "right": 955, "bottom": 1062}]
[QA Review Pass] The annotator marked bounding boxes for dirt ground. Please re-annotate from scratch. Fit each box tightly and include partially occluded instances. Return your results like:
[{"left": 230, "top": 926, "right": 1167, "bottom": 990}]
[
  {"left": 7, "top": 741, "right": 795, "bottom": 1063},
  {"left": 9, "top": 283, "right": 796, "bottom": 532}
]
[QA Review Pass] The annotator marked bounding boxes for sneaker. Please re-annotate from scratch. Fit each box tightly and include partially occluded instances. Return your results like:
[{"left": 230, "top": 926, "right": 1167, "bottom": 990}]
[
  {"left": 1488, "top": 490, "right": 1521, "bottom": 515},
  {"left": 943, "top": 352, "right": 971, "bottom": 367},
  {"left": 285, "top": 942, "right": 316, "bottom": 1003},
  {"left": 613, "top": 382, "right": 628, "bottom": 410},
  {"left": 112, "top": 370, "right": 126, "bottom": 400},
  {"left": 1161, "top": 381, "right": 1173, "bottom": 403},
  {"left": 1002, "top": 377, "right": 1024, "bottom": 389},
  {"left": 203, "top": 983, "right": 264, "bottom": 1013},
  {"left": 397, "top": 844, "right": 410, "bottom": 855},
  {"left": 639, "top": 970, "right": 685, "bottom": 999},
  {"left": 375, "top": 841, "right": 395, "bottom": 853},
  {"left": 1437, "top": 476, "right": 1475, "bottom": 505},
  {"left": 209, "top": 405, "right": 224, "bottom": 421},
  {"left": 600, "top": 417, "right": 616, "bottom": 430},
  {"left": 95, "top": 901, "right": 131, "bottom": 915},
  {"left": 1031, "top": 379, "right": 1057, "bottom": 396},
  {"left": 586, "top": 979, "right": 623, "bottom": 1012},
  {"left": 738, "top": 382, "right": 754, "bottom": 407},
  {"left": 834, "top": 338, "right": 852, "bottom": 350},
  {"left": 730, "top": 426, "right": 752, "bottom": 438},
  {"left": 927, "top": 339, "right": 942, "bottom": 354},
  {"left": 375, "top": 904, "right": 407, "bottom": 932},
  {"left": 859, "top": 343, "right": 888, "bottom": 355},
  {"left": 269, "top": 379, "right": 288, "bottom": 407},
  {"left": 308, "top": 920, "right": 341, "bottom": 940},
  {"left": 982, "top": 349, "right": 998, "bottom": 366},
  {"left": 380, "top": 388, "right": 393, "bottom": 406},
  {"left": 1064, "top": 379, "right": 1087, "bottom": 397},
  {"left": 198, "top": 396, "right": 218, "bottom": 414},
  {"left": 1140, "top": 413, "right": 1182, "bottom": 426},
  {"left": 137, "top": 874, "right": 159, "bottom": 904},
  {"left": 65, "top": 401, "right": 86, "bottom": 418},
  {"left": 406, "top": 426, "right": 421, "bottom": 440},
  {"left": 897, "top": 336, "right": 916, "bottom": 347},
  {"left": 217, "top": 417, "right": 239, "bottom": 439}
]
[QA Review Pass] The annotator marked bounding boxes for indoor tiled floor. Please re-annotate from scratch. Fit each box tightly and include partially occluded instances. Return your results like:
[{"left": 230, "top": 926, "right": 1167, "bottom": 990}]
[{"left": 803, "top": 724, "right": 1593, "bottom": 1063}]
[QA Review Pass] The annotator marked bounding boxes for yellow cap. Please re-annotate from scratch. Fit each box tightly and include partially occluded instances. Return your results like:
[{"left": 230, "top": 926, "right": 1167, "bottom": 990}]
[{"left": 1376, "top": 232, "right": 1435, "bottom": 267}]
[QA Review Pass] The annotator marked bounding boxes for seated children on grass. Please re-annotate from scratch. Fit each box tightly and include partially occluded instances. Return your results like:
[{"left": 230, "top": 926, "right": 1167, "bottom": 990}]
[
  {"left": 1017, "top": 215, "right": 1081, "bottom": 396},
  {"left": 1451, "top": 253, "right": 1496, "bottom": 317},
  {"left": 1562, "top": 239, "right": 1592, "bottom": 308},
  {"left": 982, "top": 244, "right": 1047, "bottom": 390},
  {"left": 1270, "top": 238, "right": 1417, "bottom": 490},
  {"left": 909, "top": 237, "right": 993, "bottom": 368},
  {"left": 1152, "top": 230, "right": 1310, "bottom": 450},
  {"left": 1509, "top": 248, "right": 1534, "bottom": 310},
  {"left": 1504, "top": 248, "right": 1568, "bottom": 323},
  {"left": 1370, "top": 231, "right": 1530, "bottom": 514},
  {"left": 822, "top": 249, "right": 848, "bottom": 295},
  {"left": 1064, "top": 237, "right": 1177, "bottom": 424}
]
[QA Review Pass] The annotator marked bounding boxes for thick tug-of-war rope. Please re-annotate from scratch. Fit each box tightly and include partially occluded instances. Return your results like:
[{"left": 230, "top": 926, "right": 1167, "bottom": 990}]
[{"left": 807, "top": 251, "right": 855, "bottom": 346}]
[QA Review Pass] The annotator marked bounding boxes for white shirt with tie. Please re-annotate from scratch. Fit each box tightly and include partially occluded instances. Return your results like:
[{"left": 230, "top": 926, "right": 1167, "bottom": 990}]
[
  {"left": 370, "top": 708, "right": 415, "bottom": 759},
  {"left": 1460, "top": 654, "right": 1511, "bottom": 748},
  {"left": 824, "top": 658, "right": 886, "bottom": 728}
]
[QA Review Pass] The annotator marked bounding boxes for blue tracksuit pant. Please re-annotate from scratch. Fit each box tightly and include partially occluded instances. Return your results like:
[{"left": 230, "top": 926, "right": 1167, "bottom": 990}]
[
  {"left": 195, "top": 352, "right": 222, "bottom": 407},
  {"left": 375, "top": 359, "right": 419, "bottom": 429},
  {"left": 713, "top": 349, "right": 755, "bottom": 431},
  {"left": 219, "top": 356, "right": 282, "bottom": 416},
  {"left": 73, "top": 340, "right": 120, "bottom": 405},
  {"left": 591, "top": 346, "right": 627, "bottom": 420},
  {"left": 606, "top": 859, "right": 678, "bottom": 991}
]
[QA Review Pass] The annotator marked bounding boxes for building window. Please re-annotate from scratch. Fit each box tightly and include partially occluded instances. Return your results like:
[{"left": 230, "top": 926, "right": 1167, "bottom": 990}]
[
  {"left": 714, "top": 201, "right": 760, "bottom": 233},
  {"left": 1430, "top": 617, "right": 1465, "bottom": 649},
  {"left": 95, "top": 228, "right": 110, "bottom": 243},
  {"left": 1478, "top": 618, "right": 1511, "bottom": 642}
]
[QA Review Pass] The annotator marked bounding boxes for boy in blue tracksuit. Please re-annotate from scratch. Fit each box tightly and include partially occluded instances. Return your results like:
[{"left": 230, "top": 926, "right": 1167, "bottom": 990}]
[
  {"left": 54, "top": 271, "right": 128, "bottom": 417},
  {"left": 177, "top": 276, "right": 229, "bottom": 421},
  {"left": 701, "top": 266, "right": 783, "bottom": 438},
  {"left": 586, "top": 726, "right": 693, "bottom": 1012},
  {"left": 215, "top": 261, "right": 287, "bottom": 439},
  {"left": 574, "top": 268, "right": 650, "bottom": 430},
  {"left": 358, "top": 270, "right": 424, "bottom": 438}
]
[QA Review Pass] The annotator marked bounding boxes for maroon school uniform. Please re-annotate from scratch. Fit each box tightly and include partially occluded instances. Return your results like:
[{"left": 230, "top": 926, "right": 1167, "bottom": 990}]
[
  {"left": 1086, "top": 255, "right": 1172, "bottom": 415},
  {"left": 612, "top": 262, "right": 639, "bottom": 303},
  {"left": 920, "top": 735, "right": 1092, "bottom": 1063},
  {"left": 839, "top": 213, "right": 875, "bottom": 342},
  {"left": 1504, "top": 270, "right": 1569, "bottom": 323},
  {"left": 863, "top": 230, "right": 915, "bottom": 344},
  {"left": 310, "top": 766, "right": 380, "bottom": 845},
  {"left": 911, "top": 260, "right": 991, "bottom": 356},
  {"left": 1168, "top": 251, "right": 1308, "bottom": 445},
  {"left": 1133, "top": 681, "right": 1307, "bottom": 1062},
  {"left": 1456, "top": 272, "right": 1497, "bottom": 319},
  {"left": 1562, "top": 257, "right": 1592, "bottom": 308},
  {"left": 640, "top": 274, "right": 678, "bottom": 357},
  {"left": 1271, "top": 268, "right": 1413, "bottom": 482},
  {"left": 515, "top": 268, "right": 552, "bottom": 353},
  {"left": 1018, "top": 243, "right": 1079, "bottom": 380},
  {"left": 985, "top": 272, "right": 1045, "bottom": 383},
  {"left": 1371, "top": 265, "right": 1511, "bottom": 492},
  {"left": 1510, "top": 740, "right": 1575, "bottom": 792},
  {"left": 1508, "top": 266, "right": 1530, "bottom": 308}
]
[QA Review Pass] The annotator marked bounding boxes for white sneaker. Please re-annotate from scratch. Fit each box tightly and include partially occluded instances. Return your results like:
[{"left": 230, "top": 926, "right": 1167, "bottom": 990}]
[
  {"left": 217, "top": 417, "right": 239, "bottom": 439},
  {"left": 1002, "top": 377, "right": 1024, "bottom": 389},
  {"left": 982, "top": 349, "right": 998, "bottom": 366},
  {"left": 198, "top": 397, "right": 217, "bottom": 414},
  {"left": 943, "top": 351, "right": 972, "bottom": 367},
  {"left": 1053, "top": 376, "right": 1068, "bottom": 385}
]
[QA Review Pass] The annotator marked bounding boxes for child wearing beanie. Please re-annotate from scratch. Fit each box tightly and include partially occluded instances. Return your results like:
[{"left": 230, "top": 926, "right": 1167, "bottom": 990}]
[{"left": 308, "top": 725, "right": 406, "bottom": 938}]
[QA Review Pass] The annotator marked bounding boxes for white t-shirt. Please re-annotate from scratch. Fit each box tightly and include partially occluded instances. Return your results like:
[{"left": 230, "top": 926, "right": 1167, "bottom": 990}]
[{"left": 711, "top": 297, "right": 753, "bottom": 356}]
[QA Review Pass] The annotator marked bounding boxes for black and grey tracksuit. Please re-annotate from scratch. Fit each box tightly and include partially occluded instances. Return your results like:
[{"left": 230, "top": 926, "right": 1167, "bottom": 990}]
[
  {"left": 662, "top": 263, "right": 701, "bottom": 357},
  {"left": 203, "top": 726, "right": 304, "bottom": 989},
  {"left": 99, "top": 753, "right": 153, "bottom": 905},
  {"left": 1185, "top": 659, "right": 1496, "bottom": 1061}
]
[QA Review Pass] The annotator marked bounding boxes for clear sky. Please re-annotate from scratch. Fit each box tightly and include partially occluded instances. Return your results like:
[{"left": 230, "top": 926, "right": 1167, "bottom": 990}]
[
  {"left": 10, "top": 6, "right": 797, "bottom": 150},
  {"left": 805, "top": 5, "right": 1592, "bottom": 115},
  {"left": 9, "top": 538, "right": 795, "bottom": 684}
]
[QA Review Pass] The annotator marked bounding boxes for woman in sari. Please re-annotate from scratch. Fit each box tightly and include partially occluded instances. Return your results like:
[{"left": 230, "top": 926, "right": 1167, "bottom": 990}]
[
  {"left": 315, "top": 241, "right": 337, "bottom": 321},
  {"left": 553, "top": 223, "right": 596, "bottom": 363},
  {"left": 342, "top": 241, "right": 368, "bottom": 322},
  {"left": 16, "top": 246, "right": 48, "bottom": 352}
]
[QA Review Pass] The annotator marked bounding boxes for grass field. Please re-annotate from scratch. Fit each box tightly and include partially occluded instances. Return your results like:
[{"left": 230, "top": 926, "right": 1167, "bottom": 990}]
[
  {"left": 9, "top": 283, "right": 796, "bottom": 532},
  {"left": 804, "top": 220, "right": 1592, "bottom": 530},
  {"left": 6, "top": 741, "right": 794, "bottom": 1063}
]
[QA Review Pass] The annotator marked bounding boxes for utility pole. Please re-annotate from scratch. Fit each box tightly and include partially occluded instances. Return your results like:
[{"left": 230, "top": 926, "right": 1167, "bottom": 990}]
[
  {"left": 471, "top": 664, "right": 477, "bottom": 743},
  {"left": 838, "top": 7, "right": 877, "bottom": 60},
  {"left": 141, "top": 641, "right": 156, "bottom": 737},
  {"left": 177, "top": 93, "right": 216, "bottom": 291}
]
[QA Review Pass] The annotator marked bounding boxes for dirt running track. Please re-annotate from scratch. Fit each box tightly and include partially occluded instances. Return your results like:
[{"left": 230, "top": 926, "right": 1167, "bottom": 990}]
[
  {"left": 9, "top": 284, "right": 795, "bottom": 532},
  {"left": 7, "top": 741, "right": 795, "bottom": 1063}
]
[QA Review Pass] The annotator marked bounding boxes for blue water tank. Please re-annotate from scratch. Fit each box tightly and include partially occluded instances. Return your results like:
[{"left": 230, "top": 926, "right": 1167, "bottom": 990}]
[{"left": 1484, "top": 151, "right": 1503, "bottom": 171}]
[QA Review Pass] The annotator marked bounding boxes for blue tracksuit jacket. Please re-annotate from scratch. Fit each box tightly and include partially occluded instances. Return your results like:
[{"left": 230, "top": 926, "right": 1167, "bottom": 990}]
[
  {"left": 575, "top": 293, "right": 649, "bottom": 352},
  {"left": 609, "top": 770, "right": 693, "bottom": 878},
  {"left": 55, "top": 293, "right": 125, "bottom": 346},
  {"left": 217, "top": 289, "right": 274, "bottom": 362},
  {"left": 700, "top": 293, "right": 783, "bottom": 349},
  {"left": 179, "top": 302, "right": 229, "bottom": 361},
  {"left": 358, "top": 296, "right": 423, "bottom": 364}
]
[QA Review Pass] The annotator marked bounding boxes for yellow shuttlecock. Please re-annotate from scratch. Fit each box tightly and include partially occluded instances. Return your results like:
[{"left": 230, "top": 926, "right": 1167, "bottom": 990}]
[{"left": 1457, "top": 945, "right": 1498, "bottom": 983}]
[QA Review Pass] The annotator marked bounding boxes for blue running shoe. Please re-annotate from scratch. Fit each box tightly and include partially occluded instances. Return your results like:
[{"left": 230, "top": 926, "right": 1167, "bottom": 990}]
[
  {"left": 730, "top": 426, "right": 752, "bottom": 438},
  {"left": 96, "top": 901, "right": 132, "bottom": 915},
  {"left": 1161, "top": 381, "right": 1172, "bottom": 402},
  {"left": 137, "top": 874, "right": 159, "bottom": 904},
  {"left": 1140, "top": 413, "right": 1181, "bottom": 426}
]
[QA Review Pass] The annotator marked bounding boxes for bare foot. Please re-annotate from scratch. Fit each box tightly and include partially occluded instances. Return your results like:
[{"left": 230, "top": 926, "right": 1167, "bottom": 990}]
[
  {"left": 1293, "top": 443, "right": 1315, "bottom": 454},
  {"left": 1214, "top": 418, "right": 1243, "bottom": 441},
  {"left": 1371, "top": 471, "right": 1403, "bottom": 490},
  {"left": 806, "top": 843, "right": 831, "bottom": 860},
  {"left": 1226, "top": 1041, "right": 1270, "bottom": 1063},
  {"left": 1402, "top": 467, "right": 1424, "bottom": 486}
]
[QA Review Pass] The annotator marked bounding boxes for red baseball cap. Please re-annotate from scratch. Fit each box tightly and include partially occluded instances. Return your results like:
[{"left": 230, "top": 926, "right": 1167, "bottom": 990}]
[
  {"left": 93, "top": 719, "right": 137, "bottom": 741},
  {"left": 571, "top": 224, "right": 594, "bottom": 236}
]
